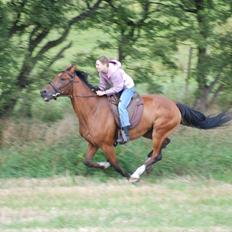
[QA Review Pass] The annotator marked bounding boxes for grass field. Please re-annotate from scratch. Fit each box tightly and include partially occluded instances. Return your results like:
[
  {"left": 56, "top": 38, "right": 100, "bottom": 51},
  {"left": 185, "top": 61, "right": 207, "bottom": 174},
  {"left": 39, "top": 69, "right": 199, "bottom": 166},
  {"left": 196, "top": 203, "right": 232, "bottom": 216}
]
[
  {"left": 1, "top": 113, "right": 232, "bottom": 181},
  {"left": 0, "top": 176, "right": 232, "bottom": 232}
]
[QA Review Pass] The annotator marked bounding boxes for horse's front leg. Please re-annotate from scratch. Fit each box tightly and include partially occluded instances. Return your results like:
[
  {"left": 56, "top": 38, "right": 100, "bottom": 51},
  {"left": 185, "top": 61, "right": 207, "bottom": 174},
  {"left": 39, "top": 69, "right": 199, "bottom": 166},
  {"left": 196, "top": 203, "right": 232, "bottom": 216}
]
[
  {"left": 84, "top": 143, "right": 111, "bottom": 169},
  {"left": 101, "top": 144, "right": 130, "bottom": 179}
]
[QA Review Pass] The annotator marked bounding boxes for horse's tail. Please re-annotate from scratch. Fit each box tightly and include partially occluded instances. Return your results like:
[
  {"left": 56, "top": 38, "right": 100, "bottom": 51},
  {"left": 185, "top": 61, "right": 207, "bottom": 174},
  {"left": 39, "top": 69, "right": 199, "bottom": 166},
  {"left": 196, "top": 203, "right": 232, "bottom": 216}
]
[{"left": 176, "top": 103, "right": 232, "bottom": 129}]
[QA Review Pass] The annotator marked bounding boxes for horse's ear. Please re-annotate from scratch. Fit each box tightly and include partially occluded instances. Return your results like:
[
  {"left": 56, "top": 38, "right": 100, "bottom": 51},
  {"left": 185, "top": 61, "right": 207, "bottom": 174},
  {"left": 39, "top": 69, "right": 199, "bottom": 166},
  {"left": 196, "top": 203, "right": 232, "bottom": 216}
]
[{"left": 66, "top": 64, "right": 76, "bottom": 73}]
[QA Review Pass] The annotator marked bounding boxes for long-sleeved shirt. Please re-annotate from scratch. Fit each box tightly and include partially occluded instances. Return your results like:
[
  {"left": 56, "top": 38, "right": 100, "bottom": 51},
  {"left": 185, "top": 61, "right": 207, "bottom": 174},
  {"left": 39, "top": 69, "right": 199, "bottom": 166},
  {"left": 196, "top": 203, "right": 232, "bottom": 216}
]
[{"left": 98, "top": 60, "right": 135, "bottom": 96}]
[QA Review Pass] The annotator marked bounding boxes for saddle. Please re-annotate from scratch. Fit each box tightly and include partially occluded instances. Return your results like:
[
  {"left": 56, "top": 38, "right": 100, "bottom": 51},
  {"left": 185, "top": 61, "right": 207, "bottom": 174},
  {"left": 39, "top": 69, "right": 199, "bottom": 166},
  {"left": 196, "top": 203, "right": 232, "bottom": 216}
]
[{"left": 107, "top": 92, "right": 144, "bottom": 144}]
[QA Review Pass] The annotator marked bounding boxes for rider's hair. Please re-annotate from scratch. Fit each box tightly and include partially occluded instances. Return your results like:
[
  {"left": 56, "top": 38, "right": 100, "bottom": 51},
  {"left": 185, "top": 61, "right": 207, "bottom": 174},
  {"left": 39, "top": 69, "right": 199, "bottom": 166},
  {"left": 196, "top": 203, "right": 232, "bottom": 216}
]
[{"left": 98, "top": 56, "right": 109, "bottom": 66}]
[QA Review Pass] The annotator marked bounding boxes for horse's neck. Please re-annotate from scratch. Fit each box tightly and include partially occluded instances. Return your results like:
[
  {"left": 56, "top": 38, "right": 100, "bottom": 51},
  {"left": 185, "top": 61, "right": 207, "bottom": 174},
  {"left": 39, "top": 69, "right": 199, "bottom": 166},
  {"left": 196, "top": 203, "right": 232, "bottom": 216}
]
[{"left": 71, "top": 82, "right": 98, "bottom": 122}]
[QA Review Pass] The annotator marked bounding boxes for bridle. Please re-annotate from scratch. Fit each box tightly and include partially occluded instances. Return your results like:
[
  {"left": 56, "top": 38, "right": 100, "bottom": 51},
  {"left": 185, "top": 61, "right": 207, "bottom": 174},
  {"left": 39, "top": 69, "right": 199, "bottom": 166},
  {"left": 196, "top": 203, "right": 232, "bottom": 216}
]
[{"left": 49, "top": 70, "right": 97, "bottom": 98}]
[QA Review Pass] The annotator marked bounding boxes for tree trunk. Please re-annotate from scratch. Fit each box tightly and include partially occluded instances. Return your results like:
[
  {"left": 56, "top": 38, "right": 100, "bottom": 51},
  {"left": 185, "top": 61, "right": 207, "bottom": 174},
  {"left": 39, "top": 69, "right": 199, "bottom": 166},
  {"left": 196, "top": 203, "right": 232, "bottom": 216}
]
[
  {"left": 0, "top": 119, "right": 4, "bottom": 147},
  {"left": 184, "top": 47, "right": 193, "bottom": 98},
  {"left": 194, "top": 0, "right": 209, "bottom": 112},
  {"left": 194, "top": 86, "right": 210, "bottom": 112},
  {"left": 118, "top": 29, "right": 127, "bottom": 62}
]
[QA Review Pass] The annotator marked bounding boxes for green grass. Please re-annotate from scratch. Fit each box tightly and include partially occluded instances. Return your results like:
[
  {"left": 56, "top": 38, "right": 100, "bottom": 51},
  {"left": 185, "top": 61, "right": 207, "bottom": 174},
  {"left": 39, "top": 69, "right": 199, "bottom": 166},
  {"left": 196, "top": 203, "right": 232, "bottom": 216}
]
[
  {"left": 0, "top": 116, "right": 232, "bottom": 182},
  {"left": 0, "top": 176, "right": 231, "bottom": 232}
]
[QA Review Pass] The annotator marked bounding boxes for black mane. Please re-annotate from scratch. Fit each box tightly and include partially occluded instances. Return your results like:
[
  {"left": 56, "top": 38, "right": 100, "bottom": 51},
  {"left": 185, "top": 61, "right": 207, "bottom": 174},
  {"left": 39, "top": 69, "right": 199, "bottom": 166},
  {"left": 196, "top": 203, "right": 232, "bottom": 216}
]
[{"left": 75, "top": 70, "right": 98, "bottom": 92}]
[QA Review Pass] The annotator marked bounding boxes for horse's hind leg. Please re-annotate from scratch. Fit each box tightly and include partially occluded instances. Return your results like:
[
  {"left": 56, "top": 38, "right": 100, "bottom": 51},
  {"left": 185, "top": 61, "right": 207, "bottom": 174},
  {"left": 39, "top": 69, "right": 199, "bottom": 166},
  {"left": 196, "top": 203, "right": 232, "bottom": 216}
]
[
  {"left": 147, "top": 137, "right": 171, "bottom": 158},
  {"left": 130, "top": 125, "right": 175, "bottom": 183},
  {"left": 145, "top": 134, "right": 171, "bottom": 172},
  {"left": 146, "top": 138, "right": 171, "bottom": 174},
  {"left": 161, "top": 137, "right": 171, "bottom": 149},
  {"left": 145, "top": 151, "right": 162, "bottom": 175}
]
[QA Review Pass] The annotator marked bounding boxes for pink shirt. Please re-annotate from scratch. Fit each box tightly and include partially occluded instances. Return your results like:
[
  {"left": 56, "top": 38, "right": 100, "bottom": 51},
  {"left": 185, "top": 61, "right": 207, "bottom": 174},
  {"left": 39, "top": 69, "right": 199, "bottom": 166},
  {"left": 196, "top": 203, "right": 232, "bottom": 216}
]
[{"left": 98, "top": 60, "right": 134, "bottom": 95}]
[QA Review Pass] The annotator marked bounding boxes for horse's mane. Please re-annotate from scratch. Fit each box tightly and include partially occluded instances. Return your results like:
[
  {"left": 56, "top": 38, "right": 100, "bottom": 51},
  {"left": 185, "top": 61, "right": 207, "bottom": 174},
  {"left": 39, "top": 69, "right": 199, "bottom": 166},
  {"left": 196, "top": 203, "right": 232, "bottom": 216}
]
[{"left": 75, "top": 69, "right": 98, "bottom": 92}]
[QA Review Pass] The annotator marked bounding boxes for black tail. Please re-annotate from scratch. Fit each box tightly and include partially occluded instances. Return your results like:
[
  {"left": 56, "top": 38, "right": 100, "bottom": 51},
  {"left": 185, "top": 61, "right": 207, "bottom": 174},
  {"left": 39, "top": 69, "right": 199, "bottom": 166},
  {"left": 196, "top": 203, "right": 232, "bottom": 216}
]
[{"left": 176, "top": 103, "right": 232, "bottom": 129}]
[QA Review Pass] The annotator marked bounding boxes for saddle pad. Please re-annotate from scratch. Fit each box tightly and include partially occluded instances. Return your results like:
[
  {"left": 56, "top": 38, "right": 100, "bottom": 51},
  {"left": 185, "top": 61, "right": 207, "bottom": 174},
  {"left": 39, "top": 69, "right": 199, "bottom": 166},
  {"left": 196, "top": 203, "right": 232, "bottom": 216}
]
[{"left": 107, "top": 93, "right": 144, "bottom": 129}]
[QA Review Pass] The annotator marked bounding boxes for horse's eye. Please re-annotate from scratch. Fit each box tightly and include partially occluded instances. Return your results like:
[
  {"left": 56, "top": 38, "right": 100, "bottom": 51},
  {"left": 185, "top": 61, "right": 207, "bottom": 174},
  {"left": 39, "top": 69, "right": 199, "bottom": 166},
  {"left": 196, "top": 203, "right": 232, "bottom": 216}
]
[{"left": 60, "top": 77, "right": 65, "bottom": 81}]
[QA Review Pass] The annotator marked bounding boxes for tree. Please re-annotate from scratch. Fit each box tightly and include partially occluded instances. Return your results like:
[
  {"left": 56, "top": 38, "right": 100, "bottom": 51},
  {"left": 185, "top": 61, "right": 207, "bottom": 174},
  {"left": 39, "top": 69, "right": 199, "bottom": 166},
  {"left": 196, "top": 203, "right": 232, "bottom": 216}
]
[
  {"left": 146, "top": 0, "right": 232, "bottom": 111},
  {"left": 76, "top": 0, "right": 178, "bottom": 90},
  {"left": 173, "top": 0, "right": 231, "bottom": 111},
  {"left": 0, "top": 0, "right": 103, "bottom": 117}
]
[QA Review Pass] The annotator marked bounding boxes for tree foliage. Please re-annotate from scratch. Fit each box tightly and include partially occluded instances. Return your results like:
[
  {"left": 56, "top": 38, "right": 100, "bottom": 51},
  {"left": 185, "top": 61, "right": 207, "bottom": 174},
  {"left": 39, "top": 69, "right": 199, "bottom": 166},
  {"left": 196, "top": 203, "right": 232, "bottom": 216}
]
[
  {"left": 0, "top": 0, "right": 103, "bottom": 117},
  {"left": 170, "top": 0, "right": 232, "bottom": 110},
  {"left": 0, "top": 0, "right": 231, "bottom": 118}
]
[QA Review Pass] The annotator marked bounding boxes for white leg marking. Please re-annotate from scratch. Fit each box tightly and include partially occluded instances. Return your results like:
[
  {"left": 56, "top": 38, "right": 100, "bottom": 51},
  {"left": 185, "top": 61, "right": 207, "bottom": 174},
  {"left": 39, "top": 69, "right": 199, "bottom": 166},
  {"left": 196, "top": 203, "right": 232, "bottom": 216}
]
[
  {"left": 97, "top": 162, "right": 111, "bottom": 169},
  {"left": 131, "top": 164, "right": 146, "bottom": 179}
]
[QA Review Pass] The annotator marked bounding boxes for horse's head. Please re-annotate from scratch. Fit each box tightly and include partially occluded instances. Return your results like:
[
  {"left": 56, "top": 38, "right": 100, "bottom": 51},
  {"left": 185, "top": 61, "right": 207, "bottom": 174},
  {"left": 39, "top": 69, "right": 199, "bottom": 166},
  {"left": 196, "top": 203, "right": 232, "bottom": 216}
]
[{"left": 41, "top": 65, "right": 76, "bottom": 102}]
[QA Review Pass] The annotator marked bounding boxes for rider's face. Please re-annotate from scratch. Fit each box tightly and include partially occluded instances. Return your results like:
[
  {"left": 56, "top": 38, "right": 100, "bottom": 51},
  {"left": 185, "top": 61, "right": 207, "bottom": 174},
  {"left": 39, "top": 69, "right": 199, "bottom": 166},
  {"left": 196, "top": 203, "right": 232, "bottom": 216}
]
[{"left": 96, "top": 60, "right": 108, "bottom": 73}]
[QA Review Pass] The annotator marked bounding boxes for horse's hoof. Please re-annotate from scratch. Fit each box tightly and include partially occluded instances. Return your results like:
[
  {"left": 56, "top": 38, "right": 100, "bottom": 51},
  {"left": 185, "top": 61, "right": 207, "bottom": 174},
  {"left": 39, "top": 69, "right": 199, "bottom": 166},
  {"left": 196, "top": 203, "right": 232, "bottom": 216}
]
[{"left": 129, "top": 176, "right": 140, "bottom": 183}]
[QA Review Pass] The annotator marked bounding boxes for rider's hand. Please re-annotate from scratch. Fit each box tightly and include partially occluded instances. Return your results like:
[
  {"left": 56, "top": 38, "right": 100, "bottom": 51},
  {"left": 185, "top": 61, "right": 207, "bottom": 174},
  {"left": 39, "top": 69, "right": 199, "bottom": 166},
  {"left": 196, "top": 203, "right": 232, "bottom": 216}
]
[{"left": 96, "top": 90, "right": 106, "bottom": 96}]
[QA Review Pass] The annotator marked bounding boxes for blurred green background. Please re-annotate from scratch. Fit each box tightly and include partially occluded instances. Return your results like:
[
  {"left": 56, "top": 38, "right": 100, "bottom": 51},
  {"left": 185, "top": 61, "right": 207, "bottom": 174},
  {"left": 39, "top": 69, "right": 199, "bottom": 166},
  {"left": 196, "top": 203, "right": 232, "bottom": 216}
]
[{"left": 0, "top": 0, "right": 232, "bottom": 182}]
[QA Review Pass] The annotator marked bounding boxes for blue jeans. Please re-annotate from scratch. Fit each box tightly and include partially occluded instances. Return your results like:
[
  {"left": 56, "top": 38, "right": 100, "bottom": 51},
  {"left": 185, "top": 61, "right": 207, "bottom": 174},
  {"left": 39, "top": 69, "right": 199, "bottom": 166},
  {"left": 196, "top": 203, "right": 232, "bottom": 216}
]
[{"left": 118, "top": 87, "right": 136, "bottom": 127}]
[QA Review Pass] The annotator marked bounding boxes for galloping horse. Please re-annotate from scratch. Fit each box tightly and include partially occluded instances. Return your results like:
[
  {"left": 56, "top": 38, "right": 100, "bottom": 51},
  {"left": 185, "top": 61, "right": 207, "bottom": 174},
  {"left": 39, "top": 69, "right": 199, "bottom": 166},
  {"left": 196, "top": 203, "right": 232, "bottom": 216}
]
[{"left": 41, "top": 65, "right": 232, "bottom": 182}]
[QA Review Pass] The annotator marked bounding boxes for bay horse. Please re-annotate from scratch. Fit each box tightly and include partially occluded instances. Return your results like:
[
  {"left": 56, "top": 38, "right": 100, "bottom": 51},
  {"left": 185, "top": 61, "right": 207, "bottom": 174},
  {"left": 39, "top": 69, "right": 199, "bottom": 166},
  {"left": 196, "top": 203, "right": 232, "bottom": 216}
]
[{"left": 41, "top": 65, "right": 232, "bottom": 182}]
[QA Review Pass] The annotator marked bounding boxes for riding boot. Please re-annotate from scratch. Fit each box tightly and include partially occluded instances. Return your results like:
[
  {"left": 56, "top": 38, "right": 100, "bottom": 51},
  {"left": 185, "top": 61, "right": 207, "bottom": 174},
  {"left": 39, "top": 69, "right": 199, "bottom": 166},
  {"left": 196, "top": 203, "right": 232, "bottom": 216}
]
[{"left": 117, "top": 126, "right": 130, "bottom": 144}]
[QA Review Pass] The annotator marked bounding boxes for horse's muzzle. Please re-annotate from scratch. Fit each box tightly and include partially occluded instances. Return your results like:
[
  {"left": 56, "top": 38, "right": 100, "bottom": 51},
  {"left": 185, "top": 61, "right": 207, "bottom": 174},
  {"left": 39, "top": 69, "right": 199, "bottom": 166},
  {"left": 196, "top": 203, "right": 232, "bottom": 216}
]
[{"left": 40, "top": 89, "right": 59, "bottom": 102}]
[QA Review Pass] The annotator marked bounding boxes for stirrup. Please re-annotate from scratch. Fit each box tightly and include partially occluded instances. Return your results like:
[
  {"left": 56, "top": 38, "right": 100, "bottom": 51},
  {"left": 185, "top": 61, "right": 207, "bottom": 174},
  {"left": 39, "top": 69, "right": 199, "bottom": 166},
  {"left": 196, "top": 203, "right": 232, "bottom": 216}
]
[
  {"left": 116, "top": 138, "right": 128, "bottom": 144},
  {"left": 117, "top": 138, "right": 128, "bottom": 144},
  {"left": 117, "top": 129, "right": 129, "bottom": 144}
]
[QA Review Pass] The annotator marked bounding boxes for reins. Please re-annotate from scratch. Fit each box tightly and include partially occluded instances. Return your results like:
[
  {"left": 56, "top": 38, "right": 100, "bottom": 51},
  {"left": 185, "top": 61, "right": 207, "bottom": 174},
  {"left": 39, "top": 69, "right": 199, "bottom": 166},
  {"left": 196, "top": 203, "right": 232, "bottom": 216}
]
[{"left": 71, "top": 93, "right": 98, "bottom": 98}]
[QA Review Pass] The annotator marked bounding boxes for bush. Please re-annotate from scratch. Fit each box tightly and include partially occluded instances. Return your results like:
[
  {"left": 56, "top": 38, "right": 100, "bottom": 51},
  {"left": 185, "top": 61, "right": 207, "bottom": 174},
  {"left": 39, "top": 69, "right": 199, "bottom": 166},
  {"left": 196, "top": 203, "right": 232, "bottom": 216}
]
[{"left": 32, "top": 96, "right": 72, "bottom": 122}]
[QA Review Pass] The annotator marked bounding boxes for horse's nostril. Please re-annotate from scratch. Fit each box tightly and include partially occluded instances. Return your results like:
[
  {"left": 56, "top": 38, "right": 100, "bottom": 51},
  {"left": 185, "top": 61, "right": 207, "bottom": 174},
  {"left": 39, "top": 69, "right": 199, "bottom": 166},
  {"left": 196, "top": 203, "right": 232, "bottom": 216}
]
[{"left": 40, "top": 89, "right": 47, "bottom": 96}]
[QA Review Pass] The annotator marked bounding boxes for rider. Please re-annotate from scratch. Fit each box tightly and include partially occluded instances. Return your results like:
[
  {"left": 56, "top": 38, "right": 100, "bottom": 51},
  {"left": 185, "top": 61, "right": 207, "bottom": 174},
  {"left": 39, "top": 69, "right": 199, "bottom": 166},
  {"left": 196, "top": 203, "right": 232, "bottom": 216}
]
[{"left": 95, "top": 56, "right": 136, "bottom": 144}]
